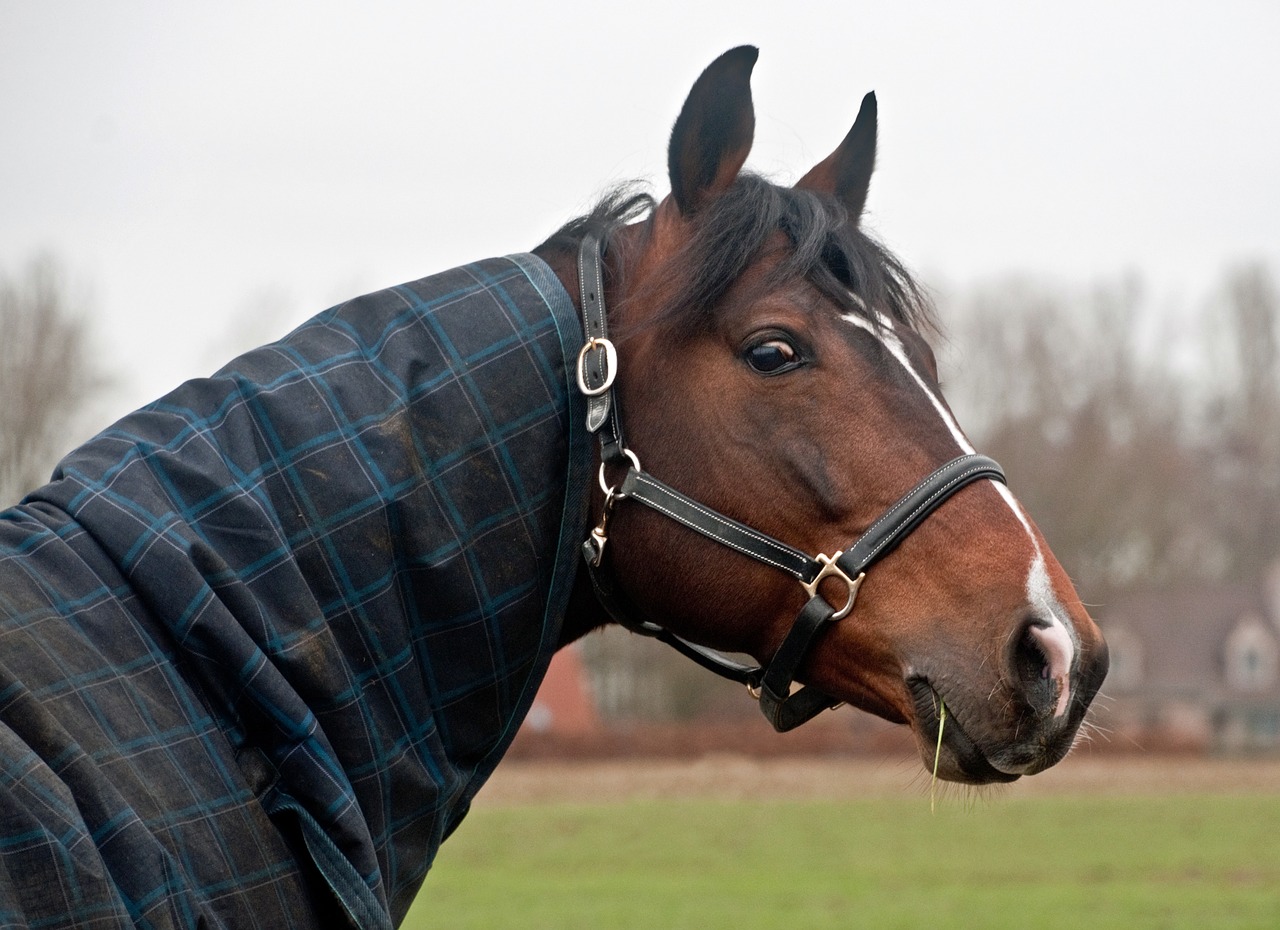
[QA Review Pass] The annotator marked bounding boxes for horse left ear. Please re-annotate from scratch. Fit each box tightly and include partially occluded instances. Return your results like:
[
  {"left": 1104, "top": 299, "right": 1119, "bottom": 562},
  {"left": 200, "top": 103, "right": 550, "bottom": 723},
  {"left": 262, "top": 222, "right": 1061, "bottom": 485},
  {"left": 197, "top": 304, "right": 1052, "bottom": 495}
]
[
  {"left": 667, "top": 46, "right": 758, "bottom": 215},
  {"left": 796, "top": 91, "right": 877, "bottom": 223}
]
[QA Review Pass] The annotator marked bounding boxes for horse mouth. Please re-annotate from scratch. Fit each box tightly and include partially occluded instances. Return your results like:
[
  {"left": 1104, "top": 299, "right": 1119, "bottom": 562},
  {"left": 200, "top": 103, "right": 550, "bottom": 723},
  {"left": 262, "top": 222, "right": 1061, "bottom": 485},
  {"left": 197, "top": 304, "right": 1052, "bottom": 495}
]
[{"left": 908, "top": 678, "right": 1021, "bottom": 785}]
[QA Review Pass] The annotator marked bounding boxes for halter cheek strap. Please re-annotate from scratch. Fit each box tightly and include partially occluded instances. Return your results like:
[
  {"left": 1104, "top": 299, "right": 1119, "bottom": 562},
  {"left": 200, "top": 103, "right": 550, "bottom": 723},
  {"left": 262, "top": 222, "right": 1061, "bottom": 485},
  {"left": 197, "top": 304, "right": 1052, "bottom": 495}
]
[{"left": 572, "top": 232, "right": 1006, "bottom": 732}]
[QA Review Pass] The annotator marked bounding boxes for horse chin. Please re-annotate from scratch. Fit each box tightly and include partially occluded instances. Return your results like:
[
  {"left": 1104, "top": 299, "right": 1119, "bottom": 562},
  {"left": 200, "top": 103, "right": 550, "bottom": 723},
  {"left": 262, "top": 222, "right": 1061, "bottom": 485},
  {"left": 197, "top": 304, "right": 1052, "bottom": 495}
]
[{"left": 907, "top": 678, "right": 1023, "bottom": 786}]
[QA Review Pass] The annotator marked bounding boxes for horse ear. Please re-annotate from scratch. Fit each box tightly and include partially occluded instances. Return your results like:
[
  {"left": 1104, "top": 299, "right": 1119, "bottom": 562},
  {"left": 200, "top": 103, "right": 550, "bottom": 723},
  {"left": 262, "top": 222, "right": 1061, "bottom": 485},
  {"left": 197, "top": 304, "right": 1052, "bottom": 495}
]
[
  {"left": 667, "top": 46, "right": 758, "bottom": 215},
  {"left": 796, "top": 91, "right": 877, "bottom": 223}
]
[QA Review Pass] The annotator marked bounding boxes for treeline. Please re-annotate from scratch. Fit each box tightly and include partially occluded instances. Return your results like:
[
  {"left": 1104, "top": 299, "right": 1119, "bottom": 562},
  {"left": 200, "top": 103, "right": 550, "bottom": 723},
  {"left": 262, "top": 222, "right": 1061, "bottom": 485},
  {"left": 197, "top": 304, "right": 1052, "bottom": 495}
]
[
  {"left": 0, "top": 257, "right": 105, "bottom": 507},
  {"left": 942, "top": 262, "right": 1279, "bottom": 604}
]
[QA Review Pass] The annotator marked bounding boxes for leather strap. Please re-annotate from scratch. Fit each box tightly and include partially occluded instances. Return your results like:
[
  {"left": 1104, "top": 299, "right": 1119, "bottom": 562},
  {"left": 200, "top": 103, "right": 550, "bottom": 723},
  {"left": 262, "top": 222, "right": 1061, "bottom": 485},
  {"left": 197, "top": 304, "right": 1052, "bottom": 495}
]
[
  {"left": 756, "top": 596, "right": 842, "bottom": 731},
  {"left": 837, "top": 454, "right": 1006, "bottom": 577},
  {"left": 620, "top": 469, "right": 818, "bottom": 583},
  {"left": 575, "top": 231, "right": 614, "bottom": 436}
]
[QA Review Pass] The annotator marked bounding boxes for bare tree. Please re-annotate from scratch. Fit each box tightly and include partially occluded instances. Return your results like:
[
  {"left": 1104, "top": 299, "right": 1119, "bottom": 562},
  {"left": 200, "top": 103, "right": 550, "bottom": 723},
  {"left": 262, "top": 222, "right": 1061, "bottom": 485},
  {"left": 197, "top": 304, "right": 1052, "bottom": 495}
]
[
  {"left": 1205, "top": 263, "right": 1280, "bottom": 580},
  {"left": 1227, "top": 263, "right": 1280, "bottom": 422},
  {"left": 941, "top": 274, "right": 1225, "bottom": 600},
  {"left": 0, "top": 256, "right": 105, "bottom": 506}
]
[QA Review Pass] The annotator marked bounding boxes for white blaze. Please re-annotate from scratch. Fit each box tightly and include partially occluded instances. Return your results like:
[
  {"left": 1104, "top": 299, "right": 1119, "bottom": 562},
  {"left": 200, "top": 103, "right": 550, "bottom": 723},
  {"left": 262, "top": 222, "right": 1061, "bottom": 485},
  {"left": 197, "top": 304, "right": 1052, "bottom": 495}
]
[{"left": 840, "top": 310, "right": 1078, "bottom": 717}]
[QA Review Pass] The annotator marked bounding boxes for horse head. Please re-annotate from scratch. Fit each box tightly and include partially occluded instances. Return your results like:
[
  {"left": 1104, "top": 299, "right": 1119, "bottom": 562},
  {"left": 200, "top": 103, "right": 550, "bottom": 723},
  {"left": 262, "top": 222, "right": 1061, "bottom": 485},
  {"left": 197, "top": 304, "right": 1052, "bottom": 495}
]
[{"left": 545, "top": 47, "right": 1108, "bottom": 785}]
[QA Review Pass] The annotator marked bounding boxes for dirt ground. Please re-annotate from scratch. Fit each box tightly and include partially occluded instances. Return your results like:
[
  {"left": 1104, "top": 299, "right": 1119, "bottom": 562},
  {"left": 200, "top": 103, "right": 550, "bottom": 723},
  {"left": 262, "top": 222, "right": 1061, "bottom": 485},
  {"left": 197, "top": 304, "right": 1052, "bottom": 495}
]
[{"left": 475, "top": 752, "right": 1280, "bottom": 807}]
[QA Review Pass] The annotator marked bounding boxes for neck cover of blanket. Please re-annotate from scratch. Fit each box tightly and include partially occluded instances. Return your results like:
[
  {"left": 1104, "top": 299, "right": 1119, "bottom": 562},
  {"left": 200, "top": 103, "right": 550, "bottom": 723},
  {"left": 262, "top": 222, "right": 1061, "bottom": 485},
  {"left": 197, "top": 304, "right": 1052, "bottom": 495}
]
[{"left": 0, "top": 254, "right": 590, "bottom": 928}]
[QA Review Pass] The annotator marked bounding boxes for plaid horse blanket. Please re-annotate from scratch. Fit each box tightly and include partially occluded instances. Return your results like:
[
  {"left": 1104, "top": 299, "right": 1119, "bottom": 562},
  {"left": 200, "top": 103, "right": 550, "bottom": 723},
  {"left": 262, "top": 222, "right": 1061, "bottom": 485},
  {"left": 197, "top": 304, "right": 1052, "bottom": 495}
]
[{"left": 0, "top": 254, "right": 591, "bottom": 928}]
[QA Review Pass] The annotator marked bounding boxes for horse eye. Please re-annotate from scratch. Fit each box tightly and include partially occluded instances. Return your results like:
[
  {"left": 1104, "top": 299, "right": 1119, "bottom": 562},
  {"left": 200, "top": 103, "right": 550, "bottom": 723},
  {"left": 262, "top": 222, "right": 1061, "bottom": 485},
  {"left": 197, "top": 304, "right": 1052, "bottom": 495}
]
[{"left": 744, "top": 338, "right": 798, "bottom": 374}]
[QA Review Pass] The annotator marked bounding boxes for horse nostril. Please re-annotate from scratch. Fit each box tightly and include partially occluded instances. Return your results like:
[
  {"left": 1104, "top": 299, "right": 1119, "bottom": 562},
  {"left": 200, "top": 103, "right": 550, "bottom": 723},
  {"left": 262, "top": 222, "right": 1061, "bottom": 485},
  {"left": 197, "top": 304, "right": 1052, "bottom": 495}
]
[
  {"left": 1008, "top": 617, "right": 1074, "bottom": 718},
  {"left": 1014, "top": 625, "right": 1050, "bottom": 687}
]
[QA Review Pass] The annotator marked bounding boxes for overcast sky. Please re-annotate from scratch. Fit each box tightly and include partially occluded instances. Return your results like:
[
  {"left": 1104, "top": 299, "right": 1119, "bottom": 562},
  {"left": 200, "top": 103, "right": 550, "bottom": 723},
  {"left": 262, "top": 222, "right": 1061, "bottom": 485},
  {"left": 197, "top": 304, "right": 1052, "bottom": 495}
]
[{"left": 2, "top": 1, "right": 1278, "bottom": 430}]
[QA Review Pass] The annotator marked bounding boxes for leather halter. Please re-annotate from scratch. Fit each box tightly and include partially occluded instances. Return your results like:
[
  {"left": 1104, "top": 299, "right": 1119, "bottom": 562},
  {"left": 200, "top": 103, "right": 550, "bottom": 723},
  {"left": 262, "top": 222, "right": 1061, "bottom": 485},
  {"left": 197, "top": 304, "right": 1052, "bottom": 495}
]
[{"left": 573, "top": 231, "right": 1007, "bottom": 732}]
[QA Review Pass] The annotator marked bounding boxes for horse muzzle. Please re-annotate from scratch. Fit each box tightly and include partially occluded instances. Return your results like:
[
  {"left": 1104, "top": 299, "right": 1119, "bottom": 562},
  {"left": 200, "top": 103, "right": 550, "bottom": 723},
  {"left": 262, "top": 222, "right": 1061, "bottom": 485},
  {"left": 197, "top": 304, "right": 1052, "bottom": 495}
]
[{"left": 907, "top": 632, "right": 1109, "bottom": 785}]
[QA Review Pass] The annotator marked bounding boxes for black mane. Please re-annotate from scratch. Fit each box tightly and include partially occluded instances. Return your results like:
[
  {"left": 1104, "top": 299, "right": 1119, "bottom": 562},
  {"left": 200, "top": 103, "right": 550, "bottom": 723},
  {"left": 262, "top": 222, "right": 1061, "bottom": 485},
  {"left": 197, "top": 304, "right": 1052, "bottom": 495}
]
[{"left": 538, "top": 176, "right": 935, "bottom": 336}]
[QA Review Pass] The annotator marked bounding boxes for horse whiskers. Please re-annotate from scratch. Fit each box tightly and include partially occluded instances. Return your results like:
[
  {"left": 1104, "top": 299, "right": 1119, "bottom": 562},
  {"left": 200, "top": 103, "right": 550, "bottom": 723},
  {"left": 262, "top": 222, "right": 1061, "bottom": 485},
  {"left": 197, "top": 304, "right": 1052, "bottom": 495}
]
[
  {"left": 1073, "top": 719, "right": 1113, "bottom": 746},
  {"left": 916, "top": 772, "right": 1005, "bottom": 812}
]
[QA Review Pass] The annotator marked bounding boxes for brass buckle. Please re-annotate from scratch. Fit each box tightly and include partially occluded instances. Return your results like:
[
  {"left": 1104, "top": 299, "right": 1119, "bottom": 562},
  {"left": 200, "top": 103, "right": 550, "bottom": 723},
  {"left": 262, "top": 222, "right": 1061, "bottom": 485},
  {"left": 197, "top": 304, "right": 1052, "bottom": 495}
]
[
  {"left": 576, "top": 337, "right": 618, "bottom": 397},
  {"left": 585, "top": 488, "right": 618, "bottom": 568},
  {"left": 586, "top": 449, "right": 641, "bottom": 568},
  {"left": 800, "top": 552, "right": 864, "bottom": 620}
]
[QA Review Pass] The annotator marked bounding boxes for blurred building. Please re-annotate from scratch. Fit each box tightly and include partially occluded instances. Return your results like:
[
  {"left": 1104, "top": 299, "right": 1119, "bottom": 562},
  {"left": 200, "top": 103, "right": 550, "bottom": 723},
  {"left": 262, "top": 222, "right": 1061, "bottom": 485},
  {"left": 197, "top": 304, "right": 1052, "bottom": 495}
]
[
  {"left": 522, "top": 643, "right": 600, "bottom": 736},
  {"left": 1100, "top": 560, "right": 1280, "bottom": 752}
]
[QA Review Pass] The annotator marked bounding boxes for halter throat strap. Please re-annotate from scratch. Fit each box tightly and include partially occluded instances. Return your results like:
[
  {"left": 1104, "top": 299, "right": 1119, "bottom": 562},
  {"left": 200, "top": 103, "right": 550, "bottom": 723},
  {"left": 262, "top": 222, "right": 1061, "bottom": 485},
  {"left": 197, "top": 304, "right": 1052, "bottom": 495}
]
[{"left": 572, "top": 233, "right": 1006, "bottom": 732}]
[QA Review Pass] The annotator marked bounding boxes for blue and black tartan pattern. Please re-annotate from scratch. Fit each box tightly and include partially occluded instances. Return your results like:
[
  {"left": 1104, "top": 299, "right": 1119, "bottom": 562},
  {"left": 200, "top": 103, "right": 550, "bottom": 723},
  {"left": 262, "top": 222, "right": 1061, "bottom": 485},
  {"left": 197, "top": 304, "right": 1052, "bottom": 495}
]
[{"left": 0, "top": 253, "right": 591, "bottom": 928}]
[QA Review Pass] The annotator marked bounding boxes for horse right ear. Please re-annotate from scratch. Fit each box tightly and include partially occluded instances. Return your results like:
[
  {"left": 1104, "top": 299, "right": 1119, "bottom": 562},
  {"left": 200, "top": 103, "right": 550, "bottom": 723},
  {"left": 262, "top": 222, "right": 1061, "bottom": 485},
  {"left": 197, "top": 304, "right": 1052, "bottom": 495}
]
[
  {"left": 795, "top": 91, "right": 877, "bottom": 223},
  {"left": 667, "top": 46, "right": 758, "bottom": 215}
]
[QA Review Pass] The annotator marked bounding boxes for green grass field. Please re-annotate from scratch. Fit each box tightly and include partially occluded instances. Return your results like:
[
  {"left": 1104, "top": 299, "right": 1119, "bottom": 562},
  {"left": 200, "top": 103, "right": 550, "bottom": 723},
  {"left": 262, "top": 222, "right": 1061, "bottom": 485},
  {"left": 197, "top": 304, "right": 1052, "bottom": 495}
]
[{"left": 406, "top": 793, "right": 1280, "bottom": 929}]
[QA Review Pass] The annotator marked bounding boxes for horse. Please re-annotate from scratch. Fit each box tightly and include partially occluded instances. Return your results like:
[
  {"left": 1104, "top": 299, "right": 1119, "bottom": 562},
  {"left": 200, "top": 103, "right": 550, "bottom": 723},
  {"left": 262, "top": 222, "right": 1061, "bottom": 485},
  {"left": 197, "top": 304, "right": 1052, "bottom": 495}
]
[{"left": 0, "top": 46, "right": 1106, "bottom": 929}]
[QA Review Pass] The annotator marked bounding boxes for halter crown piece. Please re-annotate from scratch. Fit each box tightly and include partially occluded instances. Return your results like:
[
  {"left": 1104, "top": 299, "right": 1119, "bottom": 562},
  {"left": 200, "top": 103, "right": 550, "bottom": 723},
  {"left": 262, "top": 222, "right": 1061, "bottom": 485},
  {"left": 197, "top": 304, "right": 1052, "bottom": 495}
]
[{"left": 573, "top": 232, "right": 1007, "bottom": 732}]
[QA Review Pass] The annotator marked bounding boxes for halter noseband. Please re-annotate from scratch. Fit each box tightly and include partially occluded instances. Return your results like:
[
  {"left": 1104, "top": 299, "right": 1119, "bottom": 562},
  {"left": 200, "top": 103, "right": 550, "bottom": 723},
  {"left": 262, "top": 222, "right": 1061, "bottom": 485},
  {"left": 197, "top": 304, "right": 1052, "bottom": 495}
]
[{"left": 573, "top": 232, "right": 1006, "bottom": 732}]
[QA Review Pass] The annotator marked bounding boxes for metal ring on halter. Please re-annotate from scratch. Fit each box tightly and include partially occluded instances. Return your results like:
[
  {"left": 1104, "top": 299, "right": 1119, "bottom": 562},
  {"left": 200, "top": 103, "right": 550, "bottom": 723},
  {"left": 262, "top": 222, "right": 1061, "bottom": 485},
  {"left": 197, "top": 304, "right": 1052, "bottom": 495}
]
[
  {"left": 598, "top": 447, "right": 641, "bottom": 496},
  {"left": 799, "top": 553, "right": 865, "bottom": 621},
  {"left": 576, "top": 337, "right": 618, "bottom": 397}
]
